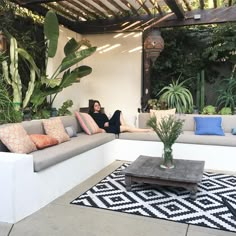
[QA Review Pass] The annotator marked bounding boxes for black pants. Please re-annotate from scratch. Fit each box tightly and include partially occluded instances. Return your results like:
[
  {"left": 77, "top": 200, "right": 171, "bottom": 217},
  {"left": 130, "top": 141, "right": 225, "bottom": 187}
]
[{"left": 104, "top": 110, "right": 121, "bottom": 134}]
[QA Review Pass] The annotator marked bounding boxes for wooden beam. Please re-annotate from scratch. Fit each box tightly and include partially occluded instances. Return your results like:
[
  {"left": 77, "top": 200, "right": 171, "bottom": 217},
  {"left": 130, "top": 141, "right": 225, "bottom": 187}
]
[
  {"left": 119, "top": 0, "right": 139, "bottom": 15},
  {"left": 106, "top": 0, "right": 127, "bottom": 15},
  {"left": 13, "top": 3, "right": 79, "bottom": 33},
  {"left": 14, "top": 0, "right": 63, "bottom": 5},
  {"left": 91, "top": 0, "right": 117, "bottom": 17},
  {"left": 164, "top": 0, "right": 185, "bottom": 19},
  {"left": 66, "top": 0, "right": 98, "bottom": 19},
  {"left": 77, "top": 0, "right": 107, "bottom": 18},
  {"left": 199, "top": 0, "right": 204, "bottom": 10},
  {"left": 75, "top": 15, "right": 153, "bottom": 33},
  {"left": 136, "top": 0, "right": 152, "bottom": 15},
  {"left": 152, "top": 6, "right": 236, "bottom": 28},
  {"left": 182, "top": 0, "right": 192, "bottom": 11},
  {"left": 150, "top": 0, "right": 163, "bottom": 15},
  {"left": 46, "top": 2, "right": 77, "bottom": 21},
  {"left": 57, "top": 1, "right": 88, "bottom": 20}
]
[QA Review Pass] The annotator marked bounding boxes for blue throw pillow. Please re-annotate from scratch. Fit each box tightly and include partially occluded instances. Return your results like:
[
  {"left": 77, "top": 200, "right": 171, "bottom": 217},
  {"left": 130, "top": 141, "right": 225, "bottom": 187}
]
[
  {"left": 231, "top": 128, "right": 236, "bottom": 135},
  {"left": 194, "top": 117, "right": 225, "bottom": 136}
]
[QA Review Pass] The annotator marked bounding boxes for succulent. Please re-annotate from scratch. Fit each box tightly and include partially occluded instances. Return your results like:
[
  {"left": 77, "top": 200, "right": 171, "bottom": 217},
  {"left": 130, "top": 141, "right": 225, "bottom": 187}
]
[
  {"left": 202, "top": 105, "right": 216, "bottom": 115},
  {"left": 218, "top": 107, "right": 232, "bottom": 115}
]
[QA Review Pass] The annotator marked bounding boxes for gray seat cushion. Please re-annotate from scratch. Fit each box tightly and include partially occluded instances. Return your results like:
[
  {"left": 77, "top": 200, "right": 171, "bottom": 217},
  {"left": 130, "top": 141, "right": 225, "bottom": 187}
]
[
  {"left": 177, "top": 131, "right": 236, "bottom": 146},
  {"left": 119, "top": 131, "right": 236, "bottom": 146},
  {"left": 32, "top": 133, "right": 115, "bottom": 172},
  {"left": 119, "top": 131, "right": 159, "bottom": 141}
]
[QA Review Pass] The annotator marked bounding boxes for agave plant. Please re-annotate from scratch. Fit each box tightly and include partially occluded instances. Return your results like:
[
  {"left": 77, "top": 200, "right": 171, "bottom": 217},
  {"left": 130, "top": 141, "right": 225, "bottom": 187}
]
[{"left": 158, "top": 75, "right": 193, "bottom": 113}]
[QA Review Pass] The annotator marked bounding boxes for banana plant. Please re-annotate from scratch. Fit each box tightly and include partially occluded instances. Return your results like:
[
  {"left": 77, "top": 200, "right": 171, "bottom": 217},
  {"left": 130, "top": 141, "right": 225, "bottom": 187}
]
[
  {"left": 30, "top": 10, "right": 96, "bottom": 111},
  {"left": 2, "top": 10, "right": 96, "bottom": 114}
]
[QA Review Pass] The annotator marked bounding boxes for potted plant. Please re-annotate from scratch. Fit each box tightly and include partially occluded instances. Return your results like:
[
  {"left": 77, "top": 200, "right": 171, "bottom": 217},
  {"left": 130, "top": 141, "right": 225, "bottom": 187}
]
[
  {"left": 147, "top": 115, "right": 184, "bottom": 169},
  {"left": 158, "top": 74, "right": 193, "bottom": 114}
]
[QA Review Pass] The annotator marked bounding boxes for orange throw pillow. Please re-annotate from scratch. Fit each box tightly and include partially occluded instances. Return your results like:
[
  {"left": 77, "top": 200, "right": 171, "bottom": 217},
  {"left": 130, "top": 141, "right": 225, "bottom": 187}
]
[{"left": 30, "top": 134, "right": 59, "bottom": 149}]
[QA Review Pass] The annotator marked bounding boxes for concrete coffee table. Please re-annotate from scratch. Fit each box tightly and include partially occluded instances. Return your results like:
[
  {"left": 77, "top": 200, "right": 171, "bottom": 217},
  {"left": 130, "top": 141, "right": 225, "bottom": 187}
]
[{"left": 123, "top": 155, "right": 205, "bottom": 200}]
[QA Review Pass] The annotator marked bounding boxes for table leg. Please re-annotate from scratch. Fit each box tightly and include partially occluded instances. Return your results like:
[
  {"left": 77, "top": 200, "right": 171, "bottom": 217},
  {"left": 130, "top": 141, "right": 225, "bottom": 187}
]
[
  {"left": 189, "top": 185, "right": 198, "bottom": 200},
  {"left": 125, "top": 176, "right": 132, "bottom": 191}
]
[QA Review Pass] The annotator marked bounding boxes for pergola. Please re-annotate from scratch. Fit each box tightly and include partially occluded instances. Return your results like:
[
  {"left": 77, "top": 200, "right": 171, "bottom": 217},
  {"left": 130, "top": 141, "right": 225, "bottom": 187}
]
[
  {"left": 8, "top": 0, "right": 236, "bottom": 108},
  {"left": 10, "top": 0, "right": 236, "bottom": 34}
]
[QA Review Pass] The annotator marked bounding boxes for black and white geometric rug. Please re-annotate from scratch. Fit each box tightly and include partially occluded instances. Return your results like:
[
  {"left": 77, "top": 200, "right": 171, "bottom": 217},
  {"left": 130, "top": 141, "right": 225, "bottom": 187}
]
[{"left": 71, "top": 163, "right": 236, "bottom": 232}]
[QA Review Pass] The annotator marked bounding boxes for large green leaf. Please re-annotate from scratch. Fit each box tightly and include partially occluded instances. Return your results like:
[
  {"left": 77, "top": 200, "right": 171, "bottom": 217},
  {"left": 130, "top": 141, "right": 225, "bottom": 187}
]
[
  {"left": 41, "top": 76, "right": 61, "bottom": 88},
  {"left": 76, "top": 65, "right": 92, "bottom": 80},
  {"left": 44, "top": 10, "right": 59, "bottom": 58},
  {"left": 17, "top": 48, "right": 40, "bottom": 78},
  {"left": 60, "top": 47, "right": 96, "bottom": 73},
  {"left": 64, "top": 38, "right": 80, "bottom": 56}
]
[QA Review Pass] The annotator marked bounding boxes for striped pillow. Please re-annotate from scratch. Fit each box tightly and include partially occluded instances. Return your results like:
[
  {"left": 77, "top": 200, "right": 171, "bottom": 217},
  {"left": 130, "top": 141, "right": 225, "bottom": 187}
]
[{"left": 75, "top": 112, "right": 100, "bottom": 135}]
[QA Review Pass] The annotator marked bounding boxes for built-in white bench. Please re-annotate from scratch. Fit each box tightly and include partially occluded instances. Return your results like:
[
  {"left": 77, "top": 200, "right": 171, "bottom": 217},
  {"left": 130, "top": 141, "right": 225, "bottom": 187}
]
[{"left": 0, "top": 113, "right": 236, "bottom": 223}]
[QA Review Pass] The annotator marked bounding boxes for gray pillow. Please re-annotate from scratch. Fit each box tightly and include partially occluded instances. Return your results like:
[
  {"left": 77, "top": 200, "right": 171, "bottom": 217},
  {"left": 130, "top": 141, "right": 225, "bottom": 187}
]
[{"left": 65, "top": 126, "right": 77, "bottom": 137}]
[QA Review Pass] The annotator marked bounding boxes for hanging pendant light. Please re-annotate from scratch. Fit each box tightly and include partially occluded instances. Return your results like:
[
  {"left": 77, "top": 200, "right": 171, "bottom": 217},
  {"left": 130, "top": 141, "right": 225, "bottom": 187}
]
[
  {"left": 0, "top": 31, "right": 7, "bottom": 53},
  {"left": 144, "top": 29, "right": 164, "bottom": 63}
]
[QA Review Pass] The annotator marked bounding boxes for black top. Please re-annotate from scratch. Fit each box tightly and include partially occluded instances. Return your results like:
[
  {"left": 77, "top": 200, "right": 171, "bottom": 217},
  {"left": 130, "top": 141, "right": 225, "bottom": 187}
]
[
  {"left": 89, "top": 112, "right": 109, "bottom": 128},
  {"left": 89, "top": 110, "right": 121, "bottom": 134}
]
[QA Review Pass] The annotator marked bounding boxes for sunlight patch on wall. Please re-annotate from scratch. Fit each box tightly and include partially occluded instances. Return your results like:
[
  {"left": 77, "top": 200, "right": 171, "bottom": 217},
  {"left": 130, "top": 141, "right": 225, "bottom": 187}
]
[
  {"left": 114, "top": 33, "right": 124, "bottom": 38},
  {"left": 133, "top": 32, "right": 142, "bottom": 38},
  {"left": 97, "top": 44, "right": 110, "bottom": 51},
  {"left": 99, "top": 44, "right": 121, "bottom": 53},
  {"left": 128, "top": 46, "right": 142, "bottom": 53},
  {"left": 123, "top": 32, "right": 135, "bottom": 38}
]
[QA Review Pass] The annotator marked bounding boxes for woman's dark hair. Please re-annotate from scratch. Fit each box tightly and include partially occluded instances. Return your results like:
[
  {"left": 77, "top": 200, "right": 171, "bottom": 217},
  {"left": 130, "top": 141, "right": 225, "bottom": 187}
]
[{"left": 89, "top": 100, "right": 101, "bottom": 114}]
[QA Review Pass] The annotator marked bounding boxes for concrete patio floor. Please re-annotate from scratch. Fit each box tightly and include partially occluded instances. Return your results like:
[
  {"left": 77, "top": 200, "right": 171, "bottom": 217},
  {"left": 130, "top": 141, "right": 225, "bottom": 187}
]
[{"left": 1, "top": 160, "right": 236, "bottom": 236}]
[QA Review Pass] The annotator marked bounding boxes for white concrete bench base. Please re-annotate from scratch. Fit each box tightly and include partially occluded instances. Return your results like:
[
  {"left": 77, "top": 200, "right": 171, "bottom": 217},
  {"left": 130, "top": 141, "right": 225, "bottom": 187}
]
[
  {"left": 1, "top": 139, "right": 236, "bottom": 223},
  {"left": 0, "top": 141, "right": 117, "bottom": 223}
]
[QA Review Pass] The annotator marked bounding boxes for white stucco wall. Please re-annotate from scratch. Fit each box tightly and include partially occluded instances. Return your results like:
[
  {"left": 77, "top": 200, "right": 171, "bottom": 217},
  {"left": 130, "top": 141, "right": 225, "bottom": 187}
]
[{"left": 49, "top": 27, "right": 143, "bottom": 126}]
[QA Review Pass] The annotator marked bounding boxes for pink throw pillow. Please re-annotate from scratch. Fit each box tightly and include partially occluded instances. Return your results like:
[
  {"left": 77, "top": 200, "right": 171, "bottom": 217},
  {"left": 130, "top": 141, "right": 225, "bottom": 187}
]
[
  {"left": 0, "top": 123, "right": 37, "bottom": 154},
  {"left": 29, "top": 134, "right": 59, "bottom": 149},
  {"left": 42, "top": 117, "right": 70, "bottom": 143},
  {"left": 75, "top": 112, "right": 100, "bottom": 135}
]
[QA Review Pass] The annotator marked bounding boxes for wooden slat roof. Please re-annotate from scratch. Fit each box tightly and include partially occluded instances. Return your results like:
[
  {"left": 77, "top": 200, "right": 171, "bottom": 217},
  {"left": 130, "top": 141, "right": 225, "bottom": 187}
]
[{"left": 10, "top": 0, "right": 236, "bottom": 34}]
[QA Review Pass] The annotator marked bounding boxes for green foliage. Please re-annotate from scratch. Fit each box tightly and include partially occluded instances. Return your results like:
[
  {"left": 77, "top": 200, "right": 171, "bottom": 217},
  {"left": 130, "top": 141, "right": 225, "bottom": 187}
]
[
  {"left": 202, "top": 23, "right": 236, "bottom": 64},
  {"left": 58, "top": 100, "right": 73, "bottom": 116},
  {"left": 202, "top": 105, "right": 217, "bottom": 115},
  {"left": 44, "top": 10, "right": 59, "bottom": 58},
  {"left": 146, "top": 115, "right": 184, "bottom": 147},
  {"left": 1, "top": 10, "right": 96, "bottom": 119},
  {"left": 0, "top": 80, "right": 22, "bottom": 124},
  {"left": 151, "top": 23, "right": 236, "bottom": 107},
  {"left": 147, "top": 99, "right": 167, "bottom": 110},
  {"left": 216, "top": 65, "right": 236, "bottom": 112},
  {"left": 1, "top": 37, "right": 39, "bottom": 111},
  {"left": 218, "top": 107, "right": 232, "bottom": 115},
  {"left": 32, "top": 109, "right": 50, "bottom": 120},
  {"left": 0, "top": 0, "right": 46, "bottom": 90},
  {"left": 158, "top": 75, "right": 193, "bottom": 113}
]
